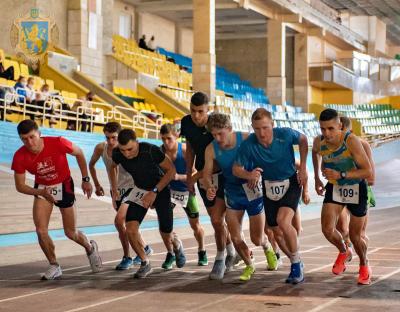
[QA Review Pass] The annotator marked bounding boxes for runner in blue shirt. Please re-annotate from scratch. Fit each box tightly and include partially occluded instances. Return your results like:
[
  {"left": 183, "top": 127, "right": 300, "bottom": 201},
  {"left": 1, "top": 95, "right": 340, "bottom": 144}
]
[
  {"left": 203, "top": 113, "right": 278, "bottom": 281},
  {"left": 232, "top": 108, "right": 308, "bottom": 284}
]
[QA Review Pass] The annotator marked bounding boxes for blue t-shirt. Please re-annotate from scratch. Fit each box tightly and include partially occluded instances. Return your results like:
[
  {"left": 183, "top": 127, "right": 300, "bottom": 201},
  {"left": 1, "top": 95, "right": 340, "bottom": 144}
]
[{"left": 235, "top": 128, "right": 301, "bottom": 181}]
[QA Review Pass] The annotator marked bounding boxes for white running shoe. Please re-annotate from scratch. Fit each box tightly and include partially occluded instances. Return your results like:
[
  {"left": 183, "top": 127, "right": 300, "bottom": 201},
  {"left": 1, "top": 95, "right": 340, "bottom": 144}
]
[
  {"left": 41, "top": 264, "right": 62, "bottom": 280},
  {"left": 87, "top": 240, "right": 102, "bottom": 273}
]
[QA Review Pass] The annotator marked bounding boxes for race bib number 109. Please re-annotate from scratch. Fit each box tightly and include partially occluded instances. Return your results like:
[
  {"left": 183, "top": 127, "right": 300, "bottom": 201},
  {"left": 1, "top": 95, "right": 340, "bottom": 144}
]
[{"left": 332, "top": 184, "right": 359, "bottom": 204}]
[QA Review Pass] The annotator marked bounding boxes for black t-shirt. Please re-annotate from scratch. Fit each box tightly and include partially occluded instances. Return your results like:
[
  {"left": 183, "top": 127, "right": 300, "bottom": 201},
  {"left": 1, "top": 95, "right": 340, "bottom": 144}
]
[
  {"left": 180, "top": 114, "right": 213, "bottom": 171},
  {"left": 112, "top": 142, "right": 165, "bottom": 190}
]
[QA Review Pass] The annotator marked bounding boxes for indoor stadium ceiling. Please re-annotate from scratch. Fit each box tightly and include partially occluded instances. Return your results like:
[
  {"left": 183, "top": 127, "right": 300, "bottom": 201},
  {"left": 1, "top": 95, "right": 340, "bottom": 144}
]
[{"left": 320, "top": 0, "right": 400, "bottom": 45}]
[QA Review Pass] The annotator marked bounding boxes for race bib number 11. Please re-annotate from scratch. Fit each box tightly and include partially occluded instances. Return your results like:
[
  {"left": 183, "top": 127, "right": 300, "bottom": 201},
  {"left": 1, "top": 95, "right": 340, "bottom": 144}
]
[{"left": 242, "top": 179, "right": 263, "bottom": 202}]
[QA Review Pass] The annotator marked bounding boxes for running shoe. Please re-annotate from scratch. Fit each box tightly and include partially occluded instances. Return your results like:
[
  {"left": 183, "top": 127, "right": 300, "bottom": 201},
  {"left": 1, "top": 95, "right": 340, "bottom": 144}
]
[
  {"left": 358, "top": 265, "right": 372, "bottom": 285},
  {"left": 115, "top": 256, "right": 133, "bottom": 270},
  {"left": 162, "top": 252, "right": 176, "bottom": 270},
  {"left": 132, "top": 245, "right": 154, "bottom": 265},
  {"left": 225, "top": 254, "right": 236, "bottom": 273},
  {"left": 239, "top": 265, "right": 255, "bottom": 281},
  {"left": 209, "top": 259, "right": 225, "bottom": 280},
  {"left": 332, "top": 249, "right": 352, "bottom": 275},
  {"left": 286, "top": 261, "right": 304, "bottom": 284},
  {"left": 265, "top": 247, "right": 279, "bottom": 271},
  {"left": 174, "top": 239, "right": 186, "bottom": 268},
  {"left": 87, "top": 240, "right": 102, "bottom": 273},
  {"left": 41, "top": 264, "right": 62, "bottom": 280},
  {"left": 134, "top": 261, "right": 152, "bottom": 279},
  {"left": 198, "top": 250, "right": 208, "bottom": 266}
]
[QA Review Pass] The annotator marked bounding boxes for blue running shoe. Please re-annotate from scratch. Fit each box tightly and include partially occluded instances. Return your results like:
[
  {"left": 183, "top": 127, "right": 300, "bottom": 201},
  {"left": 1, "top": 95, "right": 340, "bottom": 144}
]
[
  {"left": 174, "top": 239, "right": 186, "bottom": 268},
  {"left": 115, "top": 256, "right": 133, "bottom": 270},
  {"left": 288, "top": 262, "right": 304, "bottom": 285},
  {"left": 132, "top": 245, "right": 154, "bottom": 265}
]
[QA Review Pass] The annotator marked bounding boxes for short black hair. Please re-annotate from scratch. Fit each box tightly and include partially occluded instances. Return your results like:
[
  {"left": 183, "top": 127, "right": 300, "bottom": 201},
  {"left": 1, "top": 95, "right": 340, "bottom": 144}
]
[
  {"left": 118, "top": 129, "right": 136, "bottom": 145},
  {"left": 191, "top": 92, "right": 209, "bottom": 106},
  {"left": 319, "top": 108, "right": 339, "bottom": 121},
  {"left": 103, "top": 122, "right": 121, "bottom": 134},
  {"left": 160, "top": 123, "right": 174, "bottom": 135},
  {"left": 17, "top": 119, "right": 38, "bottom": 135}
]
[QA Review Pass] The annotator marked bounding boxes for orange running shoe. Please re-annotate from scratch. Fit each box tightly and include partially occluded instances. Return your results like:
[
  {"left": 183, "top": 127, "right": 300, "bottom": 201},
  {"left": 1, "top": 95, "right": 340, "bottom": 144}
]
[
  {"left": 358, "top": 265, "right": 372, "bottom": 285},
  {"left": 332, "top": 249, "right": 352, "bottom": 275}
]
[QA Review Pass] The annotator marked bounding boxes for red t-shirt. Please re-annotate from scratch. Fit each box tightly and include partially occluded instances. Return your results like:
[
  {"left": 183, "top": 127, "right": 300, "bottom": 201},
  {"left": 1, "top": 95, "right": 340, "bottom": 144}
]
[{"left": 11, "top": 136, "right": 74, "bottom": 185}]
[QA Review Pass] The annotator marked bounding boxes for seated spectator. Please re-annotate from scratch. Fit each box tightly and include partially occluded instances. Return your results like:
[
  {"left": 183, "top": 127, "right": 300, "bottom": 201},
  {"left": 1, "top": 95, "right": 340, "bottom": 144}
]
[
  {"left": 0, "top": 56, "right": 14, "bottom": 80},
  {"left": 138, "top": 34, "right": 148, "bottom": 50},
  {"left": 14, "top": 76, "right": 28, "bottom": 105},
  {"left": 25, "top": 77, "right": 35, "bottom": 104},
  {"left": 33, "top": 84, "right": 57, "bottom": 125},
  {"left": 72, "top": 91, "right": 97, "bottom": 132},
  {"left": 147, "top": 36, "right": 155, "bottom": 52}
]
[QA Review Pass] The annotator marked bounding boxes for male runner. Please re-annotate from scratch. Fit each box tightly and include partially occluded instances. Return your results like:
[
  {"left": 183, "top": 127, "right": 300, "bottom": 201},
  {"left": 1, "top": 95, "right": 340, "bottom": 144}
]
[
  {"left": 110, "top": 129, "right": 186, "bottom": 278},
  {"left": 233, "top": 108, "right": 308, "bottom": 284},
  {"left": 160, "top": 123, "right": 208, "bottom": 267},
  {"left": 12, "top": 119, "right": 102, "bottom": 280},
  {"left": 204, "top": 113, "right": 277, "bottom": 281},
  {"left": 312, "top": 108, "right": 373, "bottom": 285},
  {"left": 89, "top": 122, "right": 153, "bottom": 270},
  {"left": 180, "top": 92, "right": 235, "bottom": 280}
]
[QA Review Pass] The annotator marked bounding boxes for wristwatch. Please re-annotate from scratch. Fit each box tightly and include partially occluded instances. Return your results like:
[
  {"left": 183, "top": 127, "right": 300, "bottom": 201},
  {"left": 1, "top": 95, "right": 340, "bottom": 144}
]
[
  {"left": 152, "top": 186, "right": 158, "bottom": 194},
  {"left": 82, "top": 176, "right": 91, "bottom": 182},
  {"left": 340, "top": 171, "right": 347, "bottom": 179}
]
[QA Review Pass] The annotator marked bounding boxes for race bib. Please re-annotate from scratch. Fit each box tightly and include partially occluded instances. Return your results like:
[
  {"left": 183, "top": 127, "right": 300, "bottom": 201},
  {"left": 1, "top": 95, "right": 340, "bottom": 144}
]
[
  {"left": 242, "top": 179, "right": 263, "bottom": 202},
  {"left": 38, "top": 183, "right": 63, "bottom": 201},
  {"left": 171, "top": 190, "right": 189, "bottom": 208},
  {"left": 332, "top": 184, "right": 359, "bottom": 204},
  {"left": 124, "top": 185, "right": 148, "bottom": 207},
  {"left": 264, "top": 179, "right": 290, "bottom": 201},
  {"left": 199, "top": 173, "right": 219, "bottom": 190}
]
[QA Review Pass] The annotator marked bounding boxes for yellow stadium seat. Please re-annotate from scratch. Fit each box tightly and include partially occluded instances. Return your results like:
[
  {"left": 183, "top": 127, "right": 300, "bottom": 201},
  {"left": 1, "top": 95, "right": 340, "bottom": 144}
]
[
  {"left": 133, "top": 102, "right": 140, "bottom": 110},
  {"left": 150, "top": 104, "right": 156, "bottom": 111},
  {"left": 144, "top": 103, "right": 151, "bottom": 111},
  {"left": 6, "top": 79, "right": 15, "bottom": 87},
  {"left": 20, "top": 63, "right": 29, "bottom": 77},
  {"left": 33, "top": 76, "right": 44, "bottom": 90},
  {"left": 0, "top": 77, "right": 7, "bottom": 86},
  {"left": 139, "top": 103, "right": 146, "bottom": 111},
  {"left": 113, "top": 86, "right": 121, "bottom": 95}
]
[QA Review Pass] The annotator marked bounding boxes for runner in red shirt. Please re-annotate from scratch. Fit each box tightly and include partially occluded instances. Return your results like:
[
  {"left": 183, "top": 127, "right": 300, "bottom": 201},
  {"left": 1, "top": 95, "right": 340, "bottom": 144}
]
[{"left": 11, "top": 119, "right": 102, "bottom": 280}]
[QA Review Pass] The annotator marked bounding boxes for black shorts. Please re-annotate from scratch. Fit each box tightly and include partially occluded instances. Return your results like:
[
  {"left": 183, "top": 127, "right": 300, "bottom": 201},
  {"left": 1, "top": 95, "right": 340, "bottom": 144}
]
[
  {"left": 125, "top": 187, "right": 173, "bottom": 233},
  {"left": 197, "top": 173, "right": 225, "bottom": 208},
  {"left": 262, "top": 174, "right": 301, "bottom": 227},
  {"left": 324, "top": 181, "right": 368, "bottom": 217},
  {"left": 34, "top": 177, "right": 75, "bottom": 208}
]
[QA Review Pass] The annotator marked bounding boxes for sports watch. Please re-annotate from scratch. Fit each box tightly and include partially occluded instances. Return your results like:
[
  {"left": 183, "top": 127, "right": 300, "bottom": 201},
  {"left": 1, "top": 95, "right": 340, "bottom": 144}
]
[
  {"left": 152, "top": 186, "right": 158, "bottom": 194},
  {"left": 340, "top": 171, "right": 347, "bottom": 179},
  {"left": 82, "top": 176, "right": 91, "bottom": 182}
]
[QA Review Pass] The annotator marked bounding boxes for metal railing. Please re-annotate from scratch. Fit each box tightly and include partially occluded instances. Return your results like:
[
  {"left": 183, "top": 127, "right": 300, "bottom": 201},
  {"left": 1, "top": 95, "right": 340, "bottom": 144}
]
[{"left": 0, "top": 86, "right": 163, "bottom": 139}]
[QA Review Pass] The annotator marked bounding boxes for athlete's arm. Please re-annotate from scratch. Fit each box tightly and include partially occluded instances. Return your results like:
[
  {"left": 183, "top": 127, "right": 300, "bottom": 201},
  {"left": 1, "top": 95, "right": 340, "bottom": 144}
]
[
  {"left": 89, "top": 143, "right": 105, "bottom": 196},
  {"left": 109, "top": 161, "right": 118, "bottom": 207},
  {"left": 361, "top": 139, "right": 375, "bottom": 185},
  {"left": 14, "top": 172, "right": 55, "bottom": 203},
  {"left": 312, "top": 136, "right": 325, "bottom": 196},
  {"left": 203, "top": 143, "right": 216, "bottom": 200},
  {"left": 185, "top": 140, "right": 196, "bottom": 193},
  {"left": 69, "top": 143, "right": 93, "bottom": 199},
  {"left": 232, "top": 165, "right": 263, "bottom": 189},
  {"left": 297, "top": 133, "right": 308, "bottom": 187}
]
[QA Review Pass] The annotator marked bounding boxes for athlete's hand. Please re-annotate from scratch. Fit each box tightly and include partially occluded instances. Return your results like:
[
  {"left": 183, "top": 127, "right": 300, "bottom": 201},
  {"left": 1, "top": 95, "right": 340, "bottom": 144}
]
[
  {"left": 247, "top": 168, "right": 263, "bottom": 189},
  {"left": 302, "top": 191, "right": 310, "bottom": 205},
  {"left": 323, "top": 168, "right": 340, "bottom": 181},
  {"left": 40, "top": 187, "right": 56, "bottom": 203},
  {"left": 82, "top": 181, "right": 93, "bottom": 199},
  {"left": 297, "top": 166, "right": 308, "bottom": 187},
  {"left": 206, "top": 186, "right": 217, "bottom": 201},
  {"left": 95, "top": 184, "right": 105, "bottom": 196},
  {"left": 142, "top": 191, "right": 156, "bottom": 209},
  {"left": 314, "top": 177, "right": 325, "bottom": 196}
]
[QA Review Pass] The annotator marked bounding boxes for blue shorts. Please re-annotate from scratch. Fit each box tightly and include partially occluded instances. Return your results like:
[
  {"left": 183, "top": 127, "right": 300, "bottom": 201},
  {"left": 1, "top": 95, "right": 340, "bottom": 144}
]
[{"left": 224, "top": 191, "right": 264, "bottom": 217}]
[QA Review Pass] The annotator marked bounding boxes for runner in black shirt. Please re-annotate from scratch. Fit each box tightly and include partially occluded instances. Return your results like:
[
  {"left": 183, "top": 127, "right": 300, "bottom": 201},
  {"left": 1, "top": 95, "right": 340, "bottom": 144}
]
[
  {"left": 111, "top": 129, "right": 186, "bottom": 279},
  {"left": 180, "top": 92, "right": 234, "bottom": 280}
]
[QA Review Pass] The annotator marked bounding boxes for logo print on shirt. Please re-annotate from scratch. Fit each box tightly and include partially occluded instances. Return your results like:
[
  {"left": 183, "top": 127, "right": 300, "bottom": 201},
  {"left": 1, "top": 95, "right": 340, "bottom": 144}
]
[{"left": 36, "top": 157, "right": 57, "bottom": 180}]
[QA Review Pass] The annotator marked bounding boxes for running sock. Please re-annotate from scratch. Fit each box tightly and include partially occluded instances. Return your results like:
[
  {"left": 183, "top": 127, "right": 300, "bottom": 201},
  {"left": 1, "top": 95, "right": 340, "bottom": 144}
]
[
  {"left": 261, "top": 241, "right": 272, "bottom": 252},
  {"left": 216, "top": 250, "right": 225, "bottom": 261},
  {"left": 290, "top": 251, "right": 301, "bottom": 264},
  {"left": 226, "top": 243, "right": 235, "bottom": 256}
]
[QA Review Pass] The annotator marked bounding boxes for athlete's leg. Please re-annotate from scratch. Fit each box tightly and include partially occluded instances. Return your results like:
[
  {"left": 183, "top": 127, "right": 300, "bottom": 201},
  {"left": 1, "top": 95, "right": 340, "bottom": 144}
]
[
  {"left": 226, "top": 209, "right": 250, "bottom": 264},
  {"left": 207, "top": 198, "right": 229, "bottom": 252},
  {"left": 33, "top": 198, "right": 57, "bottom": 264},
  {"left": 336, "top": 207, "right": 350, "bottom": 245},
  {"left": 361, "top": 210, "right": 369, "bottom": 244},
  {"left": 115, "top": 203, "right": 130, "bottom": 257},
  {"left": 292, "top": 208, "right": 303, "bottom": 237},
  {"left": 126, "top": 220, "right": 146, "bottom": 261},
  {"left": 276, "top": 207, "right": 298, "bottom": 254},
  {"left": 249, "top": 211, "right": 267, "bottom": 247},
  {"left": 188, "top": 216, "right": 205, "bottom": 251},
  {"left": 349, "top": 215, "right": 368, "bottom": 265},
  {"left": 60, "top": 205, "right": 91, "bottom": 253},
  {"left": 321, "top": 203, "right": 346, "bottom": 252}
]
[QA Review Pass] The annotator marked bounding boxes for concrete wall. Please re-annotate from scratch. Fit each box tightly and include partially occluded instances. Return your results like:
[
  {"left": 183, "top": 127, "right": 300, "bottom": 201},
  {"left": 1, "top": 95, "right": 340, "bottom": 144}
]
[
  {"left": 215, "top": 38, "right": 267, "bottom": 89},
  {"left": 178, "top": 27, "right": 193, "bottom": 57},
  {"left": 139, "top": 12, "right": 175, "bottom": 52},
  {"left": 113, "top": 0, "right": 135, "bottom": 40},
  {"left": 0, "top": 0, "right": 68, "bottom": 55}
]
